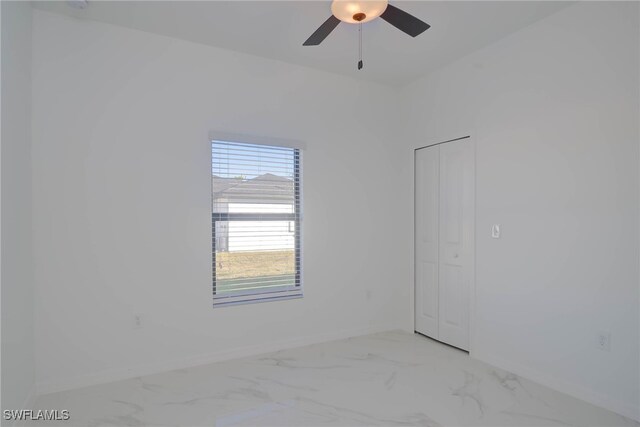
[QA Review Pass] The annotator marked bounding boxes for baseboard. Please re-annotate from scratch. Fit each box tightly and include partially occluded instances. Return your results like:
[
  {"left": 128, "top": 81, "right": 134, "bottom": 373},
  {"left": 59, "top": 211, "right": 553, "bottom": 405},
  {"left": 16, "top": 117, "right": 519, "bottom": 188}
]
[
  {"left": 471, "top": 349, "right": 640, "bottom": 422},
  {"left": 7, "top": 384, "right": 38, "bottom": 426},
  {"left": 23, "top": 385, "right": 37, "bottom": 409},
  {"left": 36, "top": 325, "right": 393, "bottom": 396}
]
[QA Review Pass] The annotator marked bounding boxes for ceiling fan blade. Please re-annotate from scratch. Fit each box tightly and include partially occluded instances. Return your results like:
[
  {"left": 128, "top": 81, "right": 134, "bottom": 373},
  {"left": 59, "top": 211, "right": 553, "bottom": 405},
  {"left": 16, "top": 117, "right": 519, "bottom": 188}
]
[
  {"left": 303, "top": 15, "right": 341, "bottom": 46},
  {"left": 380, "top": 4, "right": 430, "bottom": 37}
]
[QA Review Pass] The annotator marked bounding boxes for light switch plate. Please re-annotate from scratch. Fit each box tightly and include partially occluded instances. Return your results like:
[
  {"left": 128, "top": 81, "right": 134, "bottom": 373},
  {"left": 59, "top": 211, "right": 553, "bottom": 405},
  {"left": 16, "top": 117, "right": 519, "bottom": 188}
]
[{"left": 491, "top": 224, "right": 501, "bottom": 239}]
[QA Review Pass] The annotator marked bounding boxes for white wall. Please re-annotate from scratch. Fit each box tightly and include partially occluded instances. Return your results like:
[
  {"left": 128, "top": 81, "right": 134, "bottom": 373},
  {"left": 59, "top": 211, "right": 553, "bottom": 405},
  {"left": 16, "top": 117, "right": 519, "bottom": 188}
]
[
  {"left": 1, "top": 0, "right": 35, "bottom": 415},
  {"left": 31, "top": 10, "right": 408, "bottom": 393},
  {"left": 400, "top": 2, "right": 639, "bottom": 420}
]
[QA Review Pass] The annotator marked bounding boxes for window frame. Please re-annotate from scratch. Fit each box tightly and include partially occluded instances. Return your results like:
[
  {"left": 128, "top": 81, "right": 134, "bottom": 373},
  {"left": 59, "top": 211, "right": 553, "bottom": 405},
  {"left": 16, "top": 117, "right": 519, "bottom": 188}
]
[{"left": 211, "top": 140, "right": 302, "bottom": 307}]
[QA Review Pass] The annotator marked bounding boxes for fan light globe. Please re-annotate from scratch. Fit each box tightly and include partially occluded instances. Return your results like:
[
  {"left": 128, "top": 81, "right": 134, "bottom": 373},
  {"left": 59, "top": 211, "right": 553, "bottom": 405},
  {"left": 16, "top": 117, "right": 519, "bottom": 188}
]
[{"left": 331, "top": 0, "right": 388, "bottom": 24}]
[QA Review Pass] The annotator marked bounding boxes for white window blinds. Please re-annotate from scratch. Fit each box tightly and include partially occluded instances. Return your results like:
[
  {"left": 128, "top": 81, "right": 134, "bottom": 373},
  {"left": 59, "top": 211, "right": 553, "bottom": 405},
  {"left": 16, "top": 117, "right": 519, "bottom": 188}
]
[{"left": 211, "top": 140, "right": 302, "bottom": 307}]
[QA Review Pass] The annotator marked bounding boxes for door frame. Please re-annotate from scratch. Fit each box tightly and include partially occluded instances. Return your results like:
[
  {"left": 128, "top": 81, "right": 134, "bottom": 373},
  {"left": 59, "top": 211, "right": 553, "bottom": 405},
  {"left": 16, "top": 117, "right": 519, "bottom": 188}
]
[{"left": 413, "top": 134, "right": 477, "bottom": 355}]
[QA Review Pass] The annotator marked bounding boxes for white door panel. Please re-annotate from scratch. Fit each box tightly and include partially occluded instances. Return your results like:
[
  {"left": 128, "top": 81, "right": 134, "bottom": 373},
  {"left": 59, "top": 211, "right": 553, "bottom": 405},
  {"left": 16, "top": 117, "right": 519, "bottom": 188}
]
[
  {"left": 414, "top": 146, "right": 439, "bottom": 338},
  {"left": 415, "top": 138, "right": 474, "bottom": 351},
  {"left": 438, "top": 139, "right": 474, "bottom": 350},
  {"left": 441, "top": 264, "right": 463, "bottom": 327}
]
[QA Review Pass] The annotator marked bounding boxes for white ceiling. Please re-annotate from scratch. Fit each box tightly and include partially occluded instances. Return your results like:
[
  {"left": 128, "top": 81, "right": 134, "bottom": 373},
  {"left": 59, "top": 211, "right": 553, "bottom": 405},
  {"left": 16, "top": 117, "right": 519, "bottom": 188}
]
[{"left": 32, "top": 1, "right": 571, "bottom": 87}]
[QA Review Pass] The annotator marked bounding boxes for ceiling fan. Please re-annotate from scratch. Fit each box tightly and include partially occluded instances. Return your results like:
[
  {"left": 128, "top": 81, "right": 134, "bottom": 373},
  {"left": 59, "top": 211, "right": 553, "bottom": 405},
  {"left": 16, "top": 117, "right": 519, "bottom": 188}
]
[{"left": 303, "top": 0, "right": 430, "bottom": 70}]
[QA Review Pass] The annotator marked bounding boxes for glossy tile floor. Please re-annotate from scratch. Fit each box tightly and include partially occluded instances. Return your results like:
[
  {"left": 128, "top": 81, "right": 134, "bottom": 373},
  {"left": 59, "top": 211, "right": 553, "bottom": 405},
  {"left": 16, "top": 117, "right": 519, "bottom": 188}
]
[{"left": 31, "top": 331, "right": 638, "bottom": 427}]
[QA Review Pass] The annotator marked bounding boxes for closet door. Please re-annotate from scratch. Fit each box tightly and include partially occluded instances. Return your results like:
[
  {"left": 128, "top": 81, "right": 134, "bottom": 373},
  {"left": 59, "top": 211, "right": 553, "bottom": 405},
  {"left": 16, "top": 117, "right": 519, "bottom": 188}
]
[
  {"left": 414, "top": 146, "right": 440, "bottom": 339},
  {"left": 438, "top": 139, "right": 474, "bottom": 350}
]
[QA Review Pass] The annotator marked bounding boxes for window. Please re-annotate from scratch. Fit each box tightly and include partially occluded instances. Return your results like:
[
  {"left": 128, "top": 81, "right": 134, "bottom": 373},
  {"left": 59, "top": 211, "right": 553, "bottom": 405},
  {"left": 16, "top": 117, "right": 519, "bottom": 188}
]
[{"left": 211, "top": 140, "right": 302, "bottom": 307}]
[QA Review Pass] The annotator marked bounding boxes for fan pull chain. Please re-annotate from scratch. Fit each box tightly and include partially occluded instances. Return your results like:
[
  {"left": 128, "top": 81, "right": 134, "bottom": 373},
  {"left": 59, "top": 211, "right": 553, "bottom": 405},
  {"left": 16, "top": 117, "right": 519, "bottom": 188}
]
[{"left": 358, "top": 23, "right": 363, "bottom": 70}]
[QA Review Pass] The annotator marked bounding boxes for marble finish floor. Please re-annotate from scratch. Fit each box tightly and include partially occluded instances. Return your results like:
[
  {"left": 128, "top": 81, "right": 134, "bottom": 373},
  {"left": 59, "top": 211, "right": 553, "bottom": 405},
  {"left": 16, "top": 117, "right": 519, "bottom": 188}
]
[{"left": 31, "top": 331, "right": 638, "bottom": 427}]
